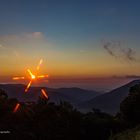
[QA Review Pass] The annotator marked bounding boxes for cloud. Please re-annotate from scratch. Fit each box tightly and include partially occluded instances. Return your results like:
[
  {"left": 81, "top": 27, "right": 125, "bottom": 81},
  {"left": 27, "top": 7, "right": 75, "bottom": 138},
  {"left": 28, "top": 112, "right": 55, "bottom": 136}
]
[
  {"left": 0, "top": 31, "right": 49, "bottom": 59},
  {"left": 124, "top": 75, "right": 140, "bottom": 79},
  {"left": 0, "top": 32, "right": 44, "bottom": 41},
  {"left": 102, "top": 40, "right": 137, "bottom": 62},
  {"left": 24, "top": 32, "right": 44, "bottom": 39},
  {"left": 0, "top": 31, "right": 46, "bottom": 50},
  {"left": 103, "top": 42, "right": 116, "bottom": 57},
  {"left": 112, "top": 75, "right": 140, "bottom": 79},
  {"left": 122, "top": 48, "right": 136, "bottom": 62},
  {"left": 33, "top": 32, "right": 44, "bottom": 38}
]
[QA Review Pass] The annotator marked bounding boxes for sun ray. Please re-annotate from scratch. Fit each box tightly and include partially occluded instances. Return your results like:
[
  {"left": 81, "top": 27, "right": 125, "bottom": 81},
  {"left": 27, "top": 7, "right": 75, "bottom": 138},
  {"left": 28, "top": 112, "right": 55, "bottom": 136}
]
[
  {"left": 25, "top": 80, "right": 32, "bottom": 92},
  {"left": 41, "top": 89, "right": 49, "bottom": 99},
  {"left": 37, "top": 59, "right": 43, "bottom": 71},
  {"left": 13, "top": 77, "right": 25, "bottom": 80},
  {"left": 27, "top": 69, "right": 33, "bottom": 76},
  {"left": 37, "top": 75, "right": 49, "bottom": 79},
  {"left": 12, "top": 59, "right": 49, "bottom": 113},
  {"left": 27, "top": 69, "right": 36, "bottom": 79},
  {"left": 13, "top": 59, "right": 49, "bottom": 94},
  {"left": 13, "top": 103, "right": 20, "bottom": 113}
]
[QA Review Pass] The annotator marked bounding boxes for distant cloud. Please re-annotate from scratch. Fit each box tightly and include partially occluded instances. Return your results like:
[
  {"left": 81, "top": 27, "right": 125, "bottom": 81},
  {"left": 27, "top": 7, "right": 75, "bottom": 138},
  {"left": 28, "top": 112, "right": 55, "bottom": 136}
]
[
  {"left": 0, "top": 32, "right": 44, "bottom": 41},
  {"left": 103, "top": 42, "right": 116, "bottom": 57},
  {"left": 112, "top": 75, "right": 140, "bottom": 79},
  {"left": 125, "top": 75, "right": 140, "bottom": 79},
  {"left": 33, "top": 32, "right": 44, "bottom": 38},
  {"left": 102, "top": 40, "right": 137, "bottom": 62},
  {"left": 122, "top": 48, "right": 136, "bottom": 62},
  {"left": 24, "top": 32, "right": 44, "bottom": 39},
  {"left": 0, "top": 31, "right": 48, "bottom": 59}
]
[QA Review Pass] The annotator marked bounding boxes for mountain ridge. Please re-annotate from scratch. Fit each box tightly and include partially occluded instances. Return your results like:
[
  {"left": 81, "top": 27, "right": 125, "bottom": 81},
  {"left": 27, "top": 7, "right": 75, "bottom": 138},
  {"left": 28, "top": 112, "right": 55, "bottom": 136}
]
[
  {"left": 0, "top": 84, "right": 100, "bottom": 107},
  {"left": 78, "top": 79, "right": 140, "bottom": 114}
]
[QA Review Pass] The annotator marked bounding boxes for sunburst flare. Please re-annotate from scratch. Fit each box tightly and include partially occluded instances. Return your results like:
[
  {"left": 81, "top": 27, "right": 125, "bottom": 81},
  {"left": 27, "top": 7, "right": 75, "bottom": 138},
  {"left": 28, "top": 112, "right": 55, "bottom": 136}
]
[
  {"left": 13, "top": 103, "right": 20, "bottom": 113},
  {"left": 13, "top": 59, "right": 49, "bottom": 93}
]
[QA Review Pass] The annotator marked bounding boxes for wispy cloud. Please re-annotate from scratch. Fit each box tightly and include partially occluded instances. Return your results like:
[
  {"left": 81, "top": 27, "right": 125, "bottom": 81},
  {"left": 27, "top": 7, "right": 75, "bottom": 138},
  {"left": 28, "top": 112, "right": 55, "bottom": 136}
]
[
  {"left": 23, "top": 32, "right": 44, "bottom": 39},
  {"left": 102, "top": 40, "right": 137, "bottom": 62},
  {"left": 0, "top": 32, "right": 44, "bottom": 58},
  {"left": 0, "top": 32, "right": 44, "bottom": 41},
  {"left": 112, "top": 75, "right": 140, "bottom": 79},
  {"left": 125, "top": 75, "right": 140, "bottom": 79},
  {"left": 103, "top": 42, "right": 116, "bottom": 57},
  {"left": 0, "top": 31, "right": 50, "bottom": 59},
  {"left": 121, "top": 48, "right": 136, "bottom": 62}
]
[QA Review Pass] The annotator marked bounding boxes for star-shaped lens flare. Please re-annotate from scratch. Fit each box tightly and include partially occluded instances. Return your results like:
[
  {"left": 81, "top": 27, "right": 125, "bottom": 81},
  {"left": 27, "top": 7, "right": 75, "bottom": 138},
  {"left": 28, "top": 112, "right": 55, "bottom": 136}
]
[
  {"left": 13, "top": 59, "right": 49, "bottom": 92},
  {"left": 12, "top": 59, "right": 49, "bottom": 113},
  {"left": 13, "top": 103, "right": 20, "bottom": 113},
  {"left": 41, "top": 89, "right": 49, "bottom": 99}
]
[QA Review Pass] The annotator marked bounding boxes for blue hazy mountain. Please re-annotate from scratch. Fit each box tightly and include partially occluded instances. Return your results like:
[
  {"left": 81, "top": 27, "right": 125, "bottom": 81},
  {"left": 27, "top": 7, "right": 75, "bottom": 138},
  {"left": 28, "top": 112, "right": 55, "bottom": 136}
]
[
  {"left": 78, "top": 80, "right": 140, "bottom": 114},
  {"left": 0, "top": 84, "right": 100, "bottom": 106}
]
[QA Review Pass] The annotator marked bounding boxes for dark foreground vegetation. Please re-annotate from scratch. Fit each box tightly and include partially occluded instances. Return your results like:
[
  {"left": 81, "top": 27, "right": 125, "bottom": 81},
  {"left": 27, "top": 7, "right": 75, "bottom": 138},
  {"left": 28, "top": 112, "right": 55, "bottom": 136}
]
[{"left": 0, "top": 84, "right": 140, "bottom": 140}]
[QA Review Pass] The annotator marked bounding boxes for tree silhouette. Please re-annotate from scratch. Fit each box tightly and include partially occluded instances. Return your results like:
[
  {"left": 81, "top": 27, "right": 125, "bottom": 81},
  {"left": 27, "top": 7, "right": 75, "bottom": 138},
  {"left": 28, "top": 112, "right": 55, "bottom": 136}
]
[
  {"left": 0, "top": 88, "right": 8, "bottom": 100},
  {"left": 0, "top": 88, "right": 126, "bottom": 140},
  {"left": 120, "top": 84, "right": 140, "bottom": 125}
]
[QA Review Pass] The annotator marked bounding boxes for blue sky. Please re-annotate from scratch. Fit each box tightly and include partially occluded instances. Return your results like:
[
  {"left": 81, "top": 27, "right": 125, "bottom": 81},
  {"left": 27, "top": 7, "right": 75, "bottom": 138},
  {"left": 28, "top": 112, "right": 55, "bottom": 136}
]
[
  {"left": 0, "top": 0, "right": 140, "bottom": 43},
  {"left": 0, "top": 0, "right": 140, "bottom": 90},
  {"left": 0, "top": 0, "right": 140, "bottom": 79}
]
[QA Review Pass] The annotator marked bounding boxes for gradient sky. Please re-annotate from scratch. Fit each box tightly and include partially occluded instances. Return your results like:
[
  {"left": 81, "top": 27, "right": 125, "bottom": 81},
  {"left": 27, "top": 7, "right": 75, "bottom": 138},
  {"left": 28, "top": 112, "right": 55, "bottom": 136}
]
[{"left": 0, "top": 0, "right": 140, "bottom": 87}]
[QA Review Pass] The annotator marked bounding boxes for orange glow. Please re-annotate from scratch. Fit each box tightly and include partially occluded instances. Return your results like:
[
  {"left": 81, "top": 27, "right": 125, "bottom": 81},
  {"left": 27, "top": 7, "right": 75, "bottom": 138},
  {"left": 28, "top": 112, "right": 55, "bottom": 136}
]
[
  {"left": 25, "top": 80, "right": 32, "bottom": 92},
  {"left": 37, "top": 75, "right": 49, "bottom": 78},
  {"left": 37, "top": 59, "right": 43, "bottom": 71},
  {"left": 13, "top": 59, "right": 49, "bottom": 93},
  {"left": 41, "top": 89, "right": 49, "bottom": 99},
  {"left": 13, "top": 103, "right": 20, "bottom": 113},
  {"left": 13, "top": 77, "right": 25, "bottom": 80},
  {"left": 32, "top": 75, "right": 36, "bottom": 79},
  {"left": 27, "top": 69, "right": 36, "bottom": 79}
]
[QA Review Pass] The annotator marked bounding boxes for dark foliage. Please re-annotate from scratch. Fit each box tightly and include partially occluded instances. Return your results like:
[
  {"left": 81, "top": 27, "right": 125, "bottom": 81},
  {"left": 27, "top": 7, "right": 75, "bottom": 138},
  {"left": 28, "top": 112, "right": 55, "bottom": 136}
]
[
  {"left": 120, "top": 84, "right": 140, "bottom": 125},
  {"left": 0, "top": 89, "right": 124, "bottom": 140}
]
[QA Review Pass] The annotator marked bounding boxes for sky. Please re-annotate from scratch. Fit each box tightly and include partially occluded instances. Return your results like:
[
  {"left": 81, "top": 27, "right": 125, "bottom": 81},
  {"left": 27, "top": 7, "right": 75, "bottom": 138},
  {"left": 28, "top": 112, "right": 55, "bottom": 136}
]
[{"left": 0, "top": 0, "right": 140, "bottom": 90}]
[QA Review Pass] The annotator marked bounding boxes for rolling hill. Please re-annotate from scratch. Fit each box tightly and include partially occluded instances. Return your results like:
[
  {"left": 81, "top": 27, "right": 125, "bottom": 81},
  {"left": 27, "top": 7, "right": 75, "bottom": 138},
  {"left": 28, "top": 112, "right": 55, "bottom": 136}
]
[
  {"left": 78, "top": 79, "right": 140, "bottom": 114},
  {"left": 0, "top": 84, "right": 100, "bottom": 107}
]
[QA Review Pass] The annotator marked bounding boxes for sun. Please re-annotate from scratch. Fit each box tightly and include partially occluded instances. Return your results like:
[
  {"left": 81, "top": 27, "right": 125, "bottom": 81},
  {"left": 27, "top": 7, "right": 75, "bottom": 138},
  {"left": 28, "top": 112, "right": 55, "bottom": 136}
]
[
  {"left": 13, "top": 59, "right": 49, "bottom": 92},
  {"left": 12, "top": 59, "right": 49, "bottom": 113},
  {"left": 27, "top": 69, "right": 36, "bottom": 79}
]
